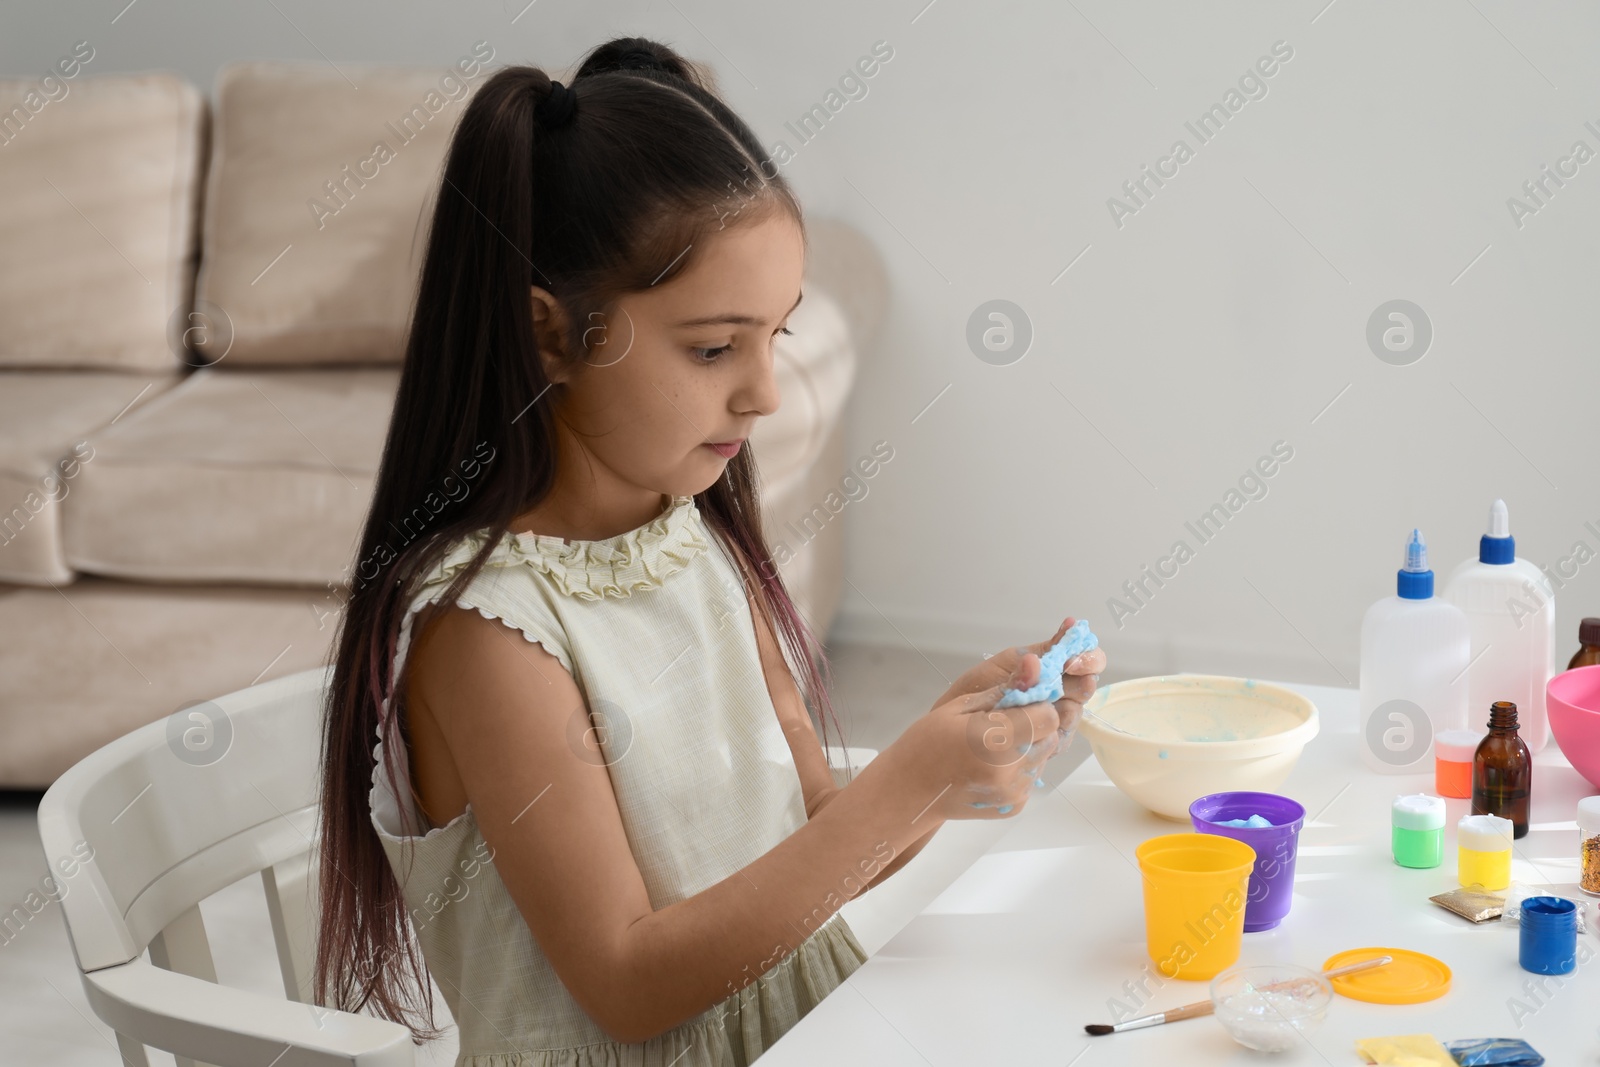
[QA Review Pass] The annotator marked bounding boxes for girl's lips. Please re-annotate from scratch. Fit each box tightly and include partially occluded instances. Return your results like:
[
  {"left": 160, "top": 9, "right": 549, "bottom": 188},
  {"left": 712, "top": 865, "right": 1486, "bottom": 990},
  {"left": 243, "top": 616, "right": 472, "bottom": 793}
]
[{"left": 704, "top": 440, "right": 743, "bottom": 458}]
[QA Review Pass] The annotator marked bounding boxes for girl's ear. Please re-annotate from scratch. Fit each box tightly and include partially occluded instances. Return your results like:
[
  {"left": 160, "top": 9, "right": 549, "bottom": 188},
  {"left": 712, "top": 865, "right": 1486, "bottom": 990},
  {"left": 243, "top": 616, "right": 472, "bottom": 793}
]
[{"left": 529, "top": 286, "right": 573, "bottom": 384}]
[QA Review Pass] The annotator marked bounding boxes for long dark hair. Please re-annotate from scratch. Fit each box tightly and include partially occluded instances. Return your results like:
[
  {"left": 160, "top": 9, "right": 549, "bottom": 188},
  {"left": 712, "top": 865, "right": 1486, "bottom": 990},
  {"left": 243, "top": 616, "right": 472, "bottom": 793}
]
[{"left": 312, "top": 36, "right": 844, "bottom": 1039}]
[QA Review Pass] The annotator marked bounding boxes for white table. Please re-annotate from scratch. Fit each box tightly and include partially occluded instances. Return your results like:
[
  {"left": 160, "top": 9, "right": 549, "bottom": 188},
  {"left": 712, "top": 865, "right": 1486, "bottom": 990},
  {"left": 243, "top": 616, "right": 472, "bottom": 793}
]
[{"left": 764, "top": 679, "right": 1596, "bottom": 1064}]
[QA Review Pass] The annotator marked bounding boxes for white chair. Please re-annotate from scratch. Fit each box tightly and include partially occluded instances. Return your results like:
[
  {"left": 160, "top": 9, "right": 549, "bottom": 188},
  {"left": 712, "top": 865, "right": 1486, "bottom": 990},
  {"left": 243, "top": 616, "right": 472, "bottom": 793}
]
[
  {"left": 36, "top": 664, "right": 886, "bottom": 1066},
  {"left": 37, "top": 664, "right": 417, "bottom": 1067}
]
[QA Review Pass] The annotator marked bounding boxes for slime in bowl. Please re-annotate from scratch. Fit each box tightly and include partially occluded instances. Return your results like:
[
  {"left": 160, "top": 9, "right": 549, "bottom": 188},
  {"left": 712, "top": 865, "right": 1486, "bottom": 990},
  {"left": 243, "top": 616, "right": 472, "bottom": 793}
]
[
  {"left": 1079, "top": 675, "right": 1319, "bottom": 820},
  {"left": 1210, "top": 964, "right": 1332, "bottom": 1052}
]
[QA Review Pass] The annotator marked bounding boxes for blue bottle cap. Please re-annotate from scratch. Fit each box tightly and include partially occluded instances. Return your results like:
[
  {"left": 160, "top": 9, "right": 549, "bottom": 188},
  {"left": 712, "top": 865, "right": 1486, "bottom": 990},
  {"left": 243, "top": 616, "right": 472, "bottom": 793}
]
[
  {"left": 1479, "top": 499, "right": 1515, "bottom": 564},
  {"left": 1397, "top": 528, "right": 1434, "bottom": 600}
]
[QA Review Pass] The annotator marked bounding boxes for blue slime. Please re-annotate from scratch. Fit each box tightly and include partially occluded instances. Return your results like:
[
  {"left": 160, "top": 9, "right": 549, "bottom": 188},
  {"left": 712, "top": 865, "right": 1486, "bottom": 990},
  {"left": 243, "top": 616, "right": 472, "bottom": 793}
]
[{"left": 995, "top": 620, "right": 1099, "bottom": 708}]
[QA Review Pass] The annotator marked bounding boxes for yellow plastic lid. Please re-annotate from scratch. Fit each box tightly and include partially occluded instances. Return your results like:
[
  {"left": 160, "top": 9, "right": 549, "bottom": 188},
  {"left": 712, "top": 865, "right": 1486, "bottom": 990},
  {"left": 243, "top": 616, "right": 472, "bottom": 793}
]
[{"left": 1322, "top": 947, "right": 1451, "bottom": 1004}]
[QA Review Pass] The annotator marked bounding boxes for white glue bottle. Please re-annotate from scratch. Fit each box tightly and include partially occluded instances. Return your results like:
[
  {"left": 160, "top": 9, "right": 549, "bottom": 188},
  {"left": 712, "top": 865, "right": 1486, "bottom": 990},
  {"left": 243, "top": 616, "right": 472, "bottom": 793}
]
[
  {"left": 1442, "top": 499, "right": 1556, "bottom": 753},
  {"left": 1359, "top": 529, "right": 1471, "bottom": 774}
]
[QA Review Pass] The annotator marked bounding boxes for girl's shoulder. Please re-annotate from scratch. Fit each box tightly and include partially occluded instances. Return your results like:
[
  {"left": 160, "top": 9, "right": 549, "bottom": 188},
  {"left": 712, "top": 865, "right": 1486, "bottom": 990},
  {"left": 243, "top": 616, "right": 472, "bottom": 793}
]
[
  {"left": 403, "top": 495, "right": 716, "bottom": 681},
  {"left": 417, "top": 493, "right": 715, "bottom": 604}
]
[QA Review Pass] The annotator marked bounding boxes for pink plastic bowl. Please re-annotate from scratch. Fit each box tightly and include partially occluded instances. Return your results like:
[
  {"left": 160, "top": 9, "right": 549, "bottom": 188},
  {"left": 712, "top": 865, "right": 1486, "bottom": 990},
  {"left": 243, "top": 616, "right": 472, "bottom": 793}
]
[{"left": 1548, "top": 665, "right": 1600, "bottom": 789}]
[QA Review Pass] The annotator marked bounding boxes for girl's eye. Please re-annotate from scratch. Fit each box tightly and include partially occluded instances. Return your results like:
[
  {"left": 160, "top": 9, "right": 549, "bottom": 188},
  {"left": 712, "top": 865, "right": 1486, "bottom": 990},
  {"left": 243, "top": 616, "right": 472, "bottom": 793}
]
[{"left": 691, "top": 327, "right": 794, "bottom": 366}]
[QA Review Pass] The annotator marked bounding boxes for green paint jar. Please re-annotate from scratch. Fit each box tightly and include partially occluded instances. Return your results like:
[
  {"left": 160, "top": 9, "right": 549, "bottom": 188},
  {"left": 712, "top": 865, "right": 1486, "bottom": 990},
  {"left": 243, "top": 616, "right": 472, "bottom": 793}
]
[{"left": 1392, "top": 794, "right": 1445, "bottom": 868}]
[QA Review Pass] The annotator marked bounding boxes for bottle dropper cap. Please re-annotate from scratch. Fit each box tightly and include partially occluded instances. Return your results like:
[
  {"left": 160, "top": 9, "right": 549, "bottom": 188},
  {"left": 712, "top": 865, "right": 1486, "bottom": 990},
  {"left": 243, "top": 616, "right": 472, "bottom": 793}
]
[
  {"left": 1580, "top": 617, "right": 1600, "bottom": 646},
  {"left": 1397, "top": 528, "right": 1434, "bottom": 600},
  {"left": 1479, "top": 499, "right": 1514, "bottom": 564}
]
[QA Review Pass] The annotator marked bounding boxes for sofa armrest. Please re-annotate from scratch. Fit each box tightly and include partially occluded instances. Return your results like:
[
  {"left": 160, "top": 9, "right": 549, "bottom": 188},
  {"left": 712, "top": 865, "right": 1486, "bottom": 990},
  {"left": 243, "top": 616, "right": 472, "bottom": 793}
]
[{"left": 804, "top": 218, "right": 890, "bottom": 353}]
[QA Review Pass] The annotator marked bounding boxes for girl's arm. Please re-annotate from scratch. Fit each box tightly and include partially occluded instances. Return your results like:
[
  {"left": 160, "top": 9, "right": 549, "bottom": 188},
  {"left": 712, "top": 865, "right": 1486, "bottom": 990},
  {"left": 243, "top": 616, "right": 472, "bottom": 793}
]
[
  {"left": 809, "top": 787, "right": 940, "bottom": 890},
  {"left": 410, "top": 606, "right": 941, "bottom": 1046},
  {"left": 743, "top": 579, "right": 944, "bottom": 892}
]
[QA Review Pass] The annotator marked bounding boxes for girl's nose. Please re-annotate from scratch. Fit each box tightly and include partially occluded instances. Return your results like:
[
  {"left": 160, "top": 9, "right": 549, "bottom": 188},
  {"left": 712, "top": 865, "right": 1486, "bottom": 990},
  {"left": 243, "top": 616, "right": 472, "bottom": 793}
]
[{"left": 745, "top": 343, "right": 782, "bottom": 417}]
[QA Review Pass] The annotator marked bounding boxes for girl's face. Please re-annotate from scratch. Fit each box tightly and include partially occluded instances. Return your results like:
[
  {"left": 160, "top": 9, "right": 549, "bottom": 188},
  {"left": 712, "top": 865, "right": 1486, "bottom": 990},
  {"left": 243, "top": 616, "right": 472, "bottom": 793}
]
[{"left": 533, "top": 212, "right": 805, "bottom": 510}]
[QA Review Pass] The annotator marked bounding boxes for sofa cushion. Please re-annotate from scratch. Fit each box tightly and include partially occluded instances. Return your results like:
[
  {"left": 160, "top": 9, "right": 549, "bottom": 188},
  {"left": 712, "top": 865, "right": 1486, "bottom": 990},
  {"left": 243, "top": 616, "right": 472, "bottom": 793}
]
[
  {"left": 63, "top": 368, "right": 397, "bottom": 585},
  {"left": 191, "top": 58, "right": 492, "bottom": 366},
  {"left": 0, "top": 72, "right": 206, "bottom": 371},
  {"left": 0, "top": 369, "right": 182, "bottom": 584}
]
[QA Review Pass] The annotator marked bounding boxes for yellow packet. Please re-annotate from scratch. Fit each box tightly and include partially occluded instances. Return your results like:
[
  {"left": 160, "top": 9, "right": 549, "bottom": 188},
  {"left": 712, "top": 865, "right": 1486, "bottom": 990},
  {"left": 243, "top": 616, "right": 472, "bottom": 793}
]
[{"left": 1355, "top": 1034, "right": 1456, "bottom": 1066}]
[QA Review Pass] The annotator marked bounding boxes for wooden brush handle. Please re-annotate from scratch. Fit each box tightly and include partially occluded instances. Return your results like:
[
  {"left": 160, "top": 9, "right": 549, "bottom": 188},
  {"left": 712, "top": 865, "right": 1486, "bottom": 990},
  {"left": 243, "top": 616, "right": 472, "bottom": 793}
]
[{"left": 1161, "top": 1000, "right": 1216, "bottom": 1023}]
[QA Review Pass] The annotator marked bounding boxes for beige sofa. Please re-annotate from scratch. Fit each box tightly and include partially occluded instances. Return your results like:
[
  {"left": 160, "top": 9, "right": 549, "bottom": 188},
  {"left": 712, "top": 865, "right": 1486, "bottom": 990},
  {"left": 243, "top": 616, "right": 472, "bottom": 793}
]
[{"left": 0, "top": 61, "right": 886, "bottom": 788}]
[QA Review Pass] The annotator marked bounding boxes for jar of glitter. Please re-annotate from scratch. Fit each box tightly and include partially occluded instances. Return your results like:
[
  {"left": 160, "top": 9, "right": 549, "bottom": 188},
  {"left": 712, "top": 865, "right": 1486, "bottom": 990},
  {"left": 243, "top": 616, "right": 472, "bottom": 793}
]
[{"left": 1579, "top": 796, "right": 1600, "bottom": 897}]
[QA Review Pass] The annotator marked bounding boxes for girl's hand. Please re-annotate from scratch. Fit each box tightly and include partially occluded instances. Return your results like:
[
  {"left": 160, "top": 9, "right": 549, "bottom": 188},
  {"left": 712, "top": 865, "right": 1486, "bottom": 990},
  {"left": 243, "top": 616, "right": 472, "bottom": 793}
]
[
  {"left": 931, "top": 616, "right": 1107, "bottom": 746},
  {"left": 881, "top": 652, "right": 1065, "bottom": 822}
]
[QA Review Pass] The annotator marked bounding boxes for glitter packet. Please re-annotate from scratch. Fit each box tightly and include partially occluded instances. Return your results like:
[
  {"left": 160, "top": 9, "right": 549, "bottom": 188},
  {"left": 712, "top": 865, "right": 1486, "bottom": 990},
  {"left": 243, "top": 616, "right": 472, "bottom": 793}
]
[{"left": 1429, "top": 886, "right": 1505, "bottom": 923}]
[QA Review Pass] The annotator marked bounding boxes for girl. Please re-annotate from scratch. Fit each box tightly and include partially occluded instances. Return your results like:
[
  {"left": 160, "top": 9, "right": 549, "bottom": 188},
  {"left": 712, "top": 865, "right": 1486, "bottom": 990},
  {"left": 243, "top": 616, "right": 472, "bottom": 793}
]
[{"left": 314, "top": 35, "right": 1106, "bottom": 1066}]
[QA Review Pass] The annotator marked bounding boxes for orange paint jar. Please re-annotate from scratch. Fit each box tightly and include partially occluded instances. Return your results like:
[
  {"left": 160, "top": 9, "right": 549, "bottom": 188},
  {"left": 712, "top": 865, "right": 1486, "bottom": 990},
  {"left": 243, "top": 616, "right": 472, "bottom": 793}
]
[{"left": 1434, "top": 729, "right": 1480, "bottom": 799}]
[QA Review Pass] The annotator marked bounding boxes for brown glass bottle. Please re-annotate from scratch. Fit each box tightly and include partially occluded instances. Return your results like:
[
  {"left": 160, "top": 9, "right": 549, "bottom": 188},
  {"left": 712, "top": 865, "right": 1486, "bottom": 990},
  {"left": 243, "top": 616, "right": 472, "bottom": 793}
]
[
  {"left": 1569, "top": 617, "right": 1600, "bottom": 670},
  {"left": 1472, "top": 701, "right": 1531, "bottom": 839}
]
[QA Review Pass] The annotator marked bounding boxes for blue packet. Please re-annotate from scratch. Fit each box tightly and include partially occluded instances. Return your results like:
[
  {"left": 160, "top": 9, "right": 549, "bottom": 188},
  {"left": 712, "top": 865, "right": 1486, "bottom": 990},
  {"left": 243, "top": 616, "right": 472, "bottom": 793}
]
[{"left": 1445, "top": 1038, "right": 1544, "bottom": 1066}]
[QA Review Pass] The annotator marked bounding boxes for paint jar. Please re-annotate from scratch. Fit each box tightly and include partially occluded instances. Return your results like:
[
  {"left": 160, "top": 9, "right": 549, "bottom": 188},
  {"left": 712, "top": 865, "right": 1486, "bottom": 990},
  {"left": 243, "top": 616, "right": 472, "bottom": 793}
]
[
  {"left": 1135, "top": 833, "right": 1256, "bottom": 981},
  {"left": 1579, "top": 796, "right": 1600, "bottom": 897},
  {"left": 1391, "top": 794, "right": 1445, "bottom": 869},
  {"left": 1433, "top": 729, "right": 1480, "bottom": 799},
  {"left": 1458, "top": 813, "right": 1514, "bottom": 890},
  {"left": 1519, "top": 896, "right": 1578, "bottom": 975}
]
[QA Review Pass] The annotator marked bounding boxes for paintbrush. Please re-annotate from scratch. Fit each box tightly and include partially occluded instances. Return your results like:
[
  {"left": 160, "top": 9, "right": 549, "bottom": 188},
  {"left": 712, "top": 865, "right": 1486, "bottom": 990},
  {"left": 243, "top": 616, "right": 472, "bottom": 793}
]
[{"left": 1083, "top": 954, "right": 1392, "bottom": 1036}]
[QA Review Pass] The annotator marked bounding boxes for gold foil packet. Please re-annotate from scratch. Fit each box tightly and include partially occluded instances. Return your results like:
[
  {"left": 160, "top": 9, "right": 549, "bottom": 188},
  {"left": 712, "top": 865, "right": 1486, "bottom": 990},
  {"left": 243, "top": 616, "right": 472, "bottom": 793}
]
[{"left": 1429, "top": 886, "right": 1506, "bottom": 923}]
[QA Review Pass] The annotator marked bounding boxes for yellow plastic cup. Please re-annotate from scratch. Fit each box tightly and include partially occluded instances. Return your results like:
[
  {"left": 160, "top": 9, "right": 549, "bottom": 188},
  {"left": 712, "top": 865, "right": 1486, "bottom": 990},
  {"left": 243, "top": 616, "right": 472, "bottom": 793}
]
[{"left": 1135, "top": 833, "right": 1257, "bottom": 980}]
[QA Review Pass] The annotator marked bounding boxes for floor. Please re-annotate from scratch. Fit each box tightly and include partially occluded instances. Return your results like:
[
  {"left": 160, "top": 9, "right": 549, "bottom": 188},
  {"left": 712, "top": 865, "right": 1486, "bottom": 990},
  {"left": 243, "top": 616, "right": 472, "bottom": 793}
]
[{"left": 0, "top": 640, "right": 1123, "bottom": 1066}]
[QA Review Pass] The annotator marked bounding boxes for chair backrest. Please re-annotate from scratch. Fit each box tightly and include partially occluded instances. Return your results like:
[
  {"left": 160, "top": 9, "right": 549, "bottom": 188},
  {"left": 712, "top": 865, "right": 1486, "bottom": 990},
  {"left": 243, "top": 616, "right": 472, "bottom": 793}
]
[{"left": 37, "top": 664, "right": 333, "bottom": 1000}]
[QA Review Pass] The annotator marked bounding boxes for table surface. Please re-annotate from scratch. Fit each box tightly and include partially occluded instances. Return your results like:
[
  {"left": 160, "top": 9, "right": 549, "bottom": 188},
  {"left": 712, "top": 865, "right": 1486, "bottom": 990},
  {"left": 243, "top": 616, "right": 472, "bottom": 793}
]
[{"left": 762, "top": 678, "right": 1596, "bottom": 1065}]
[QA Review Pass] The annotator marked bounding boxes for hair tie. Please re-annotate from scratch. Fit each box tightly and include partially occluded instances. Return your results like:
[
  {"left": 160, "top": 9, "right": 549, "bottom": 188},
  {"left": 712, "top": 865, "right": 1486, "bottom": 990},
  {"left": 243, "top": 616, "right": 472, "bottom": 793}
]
[{"left": 535, "top": 79, "right": 577, "bottom": 128}]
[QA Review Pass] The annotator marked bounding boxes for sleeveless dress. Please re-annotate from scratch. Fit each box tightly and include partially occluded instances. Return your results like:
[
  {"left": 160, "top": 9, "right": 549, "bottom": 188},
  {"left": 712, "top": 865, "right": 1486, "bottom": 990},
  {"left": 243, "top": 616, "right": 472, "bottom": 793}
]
[{"left": 367, "top": 493, "right": 868, "bottom": 1066}]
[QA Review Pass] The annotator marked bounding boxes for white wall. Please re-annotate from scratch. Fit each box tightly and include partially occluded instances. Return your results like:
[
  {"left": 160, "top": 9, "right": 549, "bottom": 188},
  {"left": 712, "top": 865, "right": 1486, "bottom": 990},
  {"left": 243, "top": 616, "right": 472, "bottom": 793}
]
[{"left": 8, "top": 0, "right": 1596, "bottom": 688}]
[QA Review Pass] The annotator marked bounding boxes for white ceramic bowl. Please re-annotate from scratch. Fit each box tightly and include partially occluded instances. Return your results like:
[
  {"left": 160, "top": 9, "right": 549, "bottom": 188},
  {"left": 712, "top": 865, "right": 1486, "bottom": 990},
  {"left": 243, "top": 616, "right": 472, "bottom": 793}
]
[{"left": 1078, "top": 675, "right": 1319, "bottom": 820}]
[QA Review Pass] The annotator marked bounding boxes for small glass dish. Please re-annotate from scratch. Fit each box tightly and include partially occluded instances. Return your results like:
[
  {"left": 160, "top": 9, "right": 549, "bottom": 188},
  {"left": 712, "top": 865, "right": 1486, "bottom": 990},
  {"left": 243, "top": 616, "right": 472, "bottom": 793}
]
[{"left": 1209, "top": 964, "right": 1332, "bottom": 1052}]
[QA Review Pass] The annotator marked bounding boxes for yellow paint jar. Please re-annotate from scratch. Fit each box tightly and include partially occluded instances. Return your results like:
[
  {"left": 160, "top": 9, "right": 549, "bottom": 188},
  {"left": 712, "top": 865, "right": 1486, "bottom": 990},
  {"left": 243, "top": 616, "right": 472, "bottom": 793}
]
[{"left": 1457, "top": 814, "right": 1514, "bottom": 891}]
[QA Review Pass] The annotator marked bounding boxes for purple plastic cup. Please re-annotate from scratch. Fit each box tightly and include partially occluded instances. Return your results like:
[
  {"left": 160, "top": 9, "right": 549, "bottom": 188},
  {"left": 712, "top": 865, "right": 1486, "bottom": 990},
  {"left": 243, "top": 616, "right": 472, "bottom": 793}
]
[{"left": 1189, "top": 791, "right": 1306, "bottom": 932}]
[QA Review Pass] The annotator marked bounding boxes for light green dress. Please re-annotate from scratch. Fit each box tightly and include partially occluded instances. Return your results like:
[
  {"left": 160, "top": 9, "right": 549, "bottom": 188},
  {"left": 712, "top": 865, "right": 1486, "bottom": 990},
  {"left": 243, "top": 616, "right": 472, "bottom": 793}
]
[{"left": 368, "top": 493, "right": 867, "bottom": 1066}]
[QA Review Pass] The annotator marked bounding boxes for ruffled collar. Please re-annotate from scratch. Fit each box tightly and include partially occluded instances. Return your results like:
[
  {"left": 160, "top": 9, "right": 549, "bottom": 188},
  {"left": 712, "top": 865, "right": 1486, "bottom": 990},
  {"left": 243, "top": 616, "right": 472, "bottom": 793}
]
[{"left": 471, "top": 494, "right": 711, "bottom": 601}]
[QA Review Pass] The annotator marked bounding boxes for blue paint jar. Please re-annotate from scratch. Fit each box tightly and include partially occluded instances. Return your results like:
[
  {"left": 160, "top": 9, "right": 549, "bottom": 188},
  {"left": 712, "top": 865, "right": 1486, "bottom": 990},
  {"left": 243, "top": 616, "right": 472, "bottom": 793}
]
[{"left": 1519, "top": 896, "right": 1578, "bottom": 975}]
